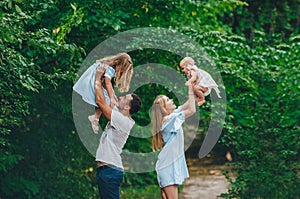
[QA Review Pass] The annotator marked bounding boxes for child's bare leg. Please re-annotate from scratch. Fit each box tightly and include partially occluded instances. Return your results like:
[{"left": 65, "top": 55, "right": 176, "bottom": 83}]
[
  {"left": 195, "top": 85, "right": 208, "bottom": 93},
  {"left": 88, "top": 107, "right": 101, "bottom": 134},
  {"left": 196, "top": 96, "right": 206, "bottom": 106},
  {"left": 193, "top": 87, "right": 204, "bottom": 101},
  {"left": 193, "top": 86, "right": 206, "bottom": 106},
  {"left": 94, "top": 107, "right": 102, "bottom": 120}
]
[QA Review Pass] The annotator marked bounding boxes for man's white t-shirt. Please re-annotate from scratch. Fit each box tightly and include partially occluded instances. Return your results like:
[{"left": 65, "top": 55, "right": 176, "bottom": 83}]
[{"left": 95, "top": 107, "right": 135, "bottom": 169}]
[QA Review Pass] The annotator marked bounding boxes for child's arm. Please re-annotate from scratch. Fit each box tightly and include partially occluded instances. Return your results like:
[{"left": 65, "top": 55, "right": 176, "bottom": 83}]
[{"left": 104, "top": 77, "right": 117, "bottom": 107}]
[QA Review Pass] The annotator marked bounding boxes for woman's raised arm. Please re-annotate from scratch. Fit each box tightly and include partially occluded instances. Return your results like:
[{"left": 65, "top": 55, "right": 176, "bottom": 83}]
[{"left": 180, "top": 84, "right": 196, "bottom": 118}]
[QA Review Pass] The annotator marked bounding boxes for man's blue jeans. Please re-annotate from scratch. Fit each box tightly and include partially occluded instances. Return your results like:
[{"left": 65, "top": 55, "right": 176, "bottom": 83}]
[{"left": 96, "top": 165, "right": 124, "bottom": 199}]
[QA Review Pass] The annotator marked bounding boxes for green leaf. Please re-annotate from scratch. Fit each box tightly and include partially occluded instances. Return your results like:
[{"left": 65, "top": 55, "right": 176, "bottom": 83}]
[
  {"left": 15, "top": 5, "right": 22, "bottom": 13},
  {"left": 70, "top": 3, "right": 76, "bottom": 11}
]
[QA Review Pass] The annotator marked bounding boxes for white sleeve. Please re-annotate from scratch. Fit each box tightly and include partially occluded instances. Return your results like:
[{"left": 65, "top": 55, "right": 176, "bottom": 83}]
[{"left": 110, "top": 110, "right": 134, "bottom": 133}]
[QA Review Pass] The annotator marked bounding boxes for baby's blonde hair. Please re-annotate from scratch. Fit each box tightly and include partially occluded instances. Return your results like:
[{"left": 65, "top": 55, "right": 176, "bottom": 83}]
[
  {"left": 180, "top": 56, "right": 195, "bottom": 66},
  {"left": 99, "top": 53, "right": 133, "bottom": 92}
]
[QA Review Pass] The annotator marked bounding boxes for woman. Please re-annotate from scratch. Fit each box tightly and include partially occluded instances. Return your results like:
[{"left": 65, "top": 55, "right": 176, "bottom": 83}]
[{"left": 151, "top": 83, "right": 205, "bottom": 199}]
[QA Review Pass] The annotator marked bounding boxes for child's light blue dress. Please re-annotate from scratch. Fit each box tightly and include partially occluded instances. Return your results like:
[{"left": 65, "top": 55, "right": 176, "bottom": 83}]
[
  {"left": 155, "top": 107, "right": 189, "bottom": 188},
  {"left": 73, "top": 61, "right": 115, "bottom": 107}
]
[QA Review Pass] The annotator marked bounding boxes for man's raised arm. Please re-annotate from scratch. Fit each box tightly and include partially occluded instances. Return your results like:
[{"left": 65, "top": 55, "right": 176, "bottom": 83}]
[{"left": 94, "top": 68, "right": 112, "bottom": 120}]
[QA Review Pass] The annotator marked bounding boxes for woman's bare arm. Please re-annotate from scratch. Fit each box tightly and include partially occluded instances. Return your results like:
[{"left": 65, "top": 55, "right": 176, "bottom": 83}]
[{"left": 181, "top": 84, "right": 196, "bottom": 118}]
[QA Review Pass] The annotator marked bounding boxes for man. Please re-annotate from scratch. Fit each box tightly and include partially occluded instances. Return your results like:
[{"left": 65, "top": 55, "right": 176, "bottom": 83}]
[{"left": 94, "top": 67, "right": 142, "bottom": 199}]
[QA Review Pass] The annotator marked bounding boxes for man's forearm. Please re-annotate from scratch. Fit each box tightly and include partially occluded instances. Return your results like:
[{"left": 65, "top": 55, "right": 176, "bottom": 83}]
[
  {"left": 94, "top": 70, "right": 113, "bottom": 120},
  {"left": 95, "top": 71, "right": 106, "bottom": 107},
  {"left": 95, "top": 80, "right": 106, "bottom": 108},
  {"left": 105, "top": 77, "right": 114, "bottom": 99}
]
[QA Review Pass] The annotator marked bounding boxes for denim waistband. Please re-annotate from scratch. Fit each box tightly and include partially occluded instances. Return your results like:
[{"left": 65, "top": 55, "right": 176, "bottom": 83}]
[{"left": 96, "top": 164, "right": 123, "bottom": 172}]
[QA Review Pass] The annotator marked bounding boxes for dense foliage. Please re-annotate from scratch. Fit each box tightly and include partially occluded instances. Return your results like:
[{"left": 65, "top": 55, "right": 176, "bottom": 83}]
[{"left": 1, "top": 0, "right": 299, "bottom": 198}]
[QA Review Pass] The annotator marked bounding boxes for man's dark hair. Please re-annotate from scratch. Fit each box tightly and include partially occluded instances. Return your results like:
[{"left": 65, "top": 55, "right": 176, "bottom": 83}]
[{"left": 129, "top": 94, "right": 142, "bottom": 115}]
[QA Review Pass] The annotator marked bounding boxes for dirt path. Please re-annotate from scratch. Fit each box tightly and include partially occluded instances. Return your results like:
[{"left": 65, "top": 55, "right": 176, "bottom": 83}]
[{"left": 180, "top": 159, "right": 229, "bottom": 199}]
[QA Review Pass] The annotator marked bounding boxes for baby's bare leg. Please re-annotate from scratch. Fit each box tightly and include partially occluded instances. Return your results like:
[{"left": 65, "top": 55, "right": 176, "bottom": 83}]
[
  {"left": 197, "top": 98, "right": 206, "bottom": 106},
  {"left": 195, "top": 85, "right": 208, "bottom": 93},
  {"left": 194, "top": 87, "right": 204, "bottom": 101},
  {"left": 193, "top": 86, "right": 206, "bottom": 106}
]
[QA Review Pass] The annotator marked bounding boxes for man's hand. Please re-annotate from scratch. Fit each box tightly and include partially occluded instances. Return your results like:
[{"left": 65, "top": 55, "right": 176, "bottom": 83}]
[
  {"left": 110, "top": 97, "right": 118, "bottom": 108},
  {"left": 96, "top": 64, "right": 106, "bottom": 78}
]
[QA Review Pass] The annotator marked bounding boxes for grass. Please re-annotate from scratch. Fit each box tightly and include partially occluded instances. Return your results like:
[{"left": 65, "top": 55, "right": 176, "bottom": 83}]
[
  {"left": 121, "top": 184, "right": 161, "bottom": 199},
  {"left": 120, "top": 184, "right": 184, "bottom": 199}
]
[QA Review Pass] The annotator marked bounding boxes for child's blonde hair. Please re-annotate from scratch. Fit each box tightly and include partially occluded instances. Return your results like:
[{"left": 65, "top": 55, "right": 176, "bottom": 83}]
[
  {"left": 99, "top": 52, "right": 133, "bottom": 92},
  {"left": 180, "top": 56, "right": 195, "bottom": 66},
  {"left": 151, "top": 95, "right": 168, "bottom": 151}
]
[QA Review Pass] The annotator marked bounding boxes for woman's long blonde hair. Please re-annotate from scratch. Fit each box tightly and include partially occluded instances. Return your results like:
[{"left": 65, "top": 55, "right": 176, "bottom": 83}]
[
  {"left": 99, "top": 52, "right": 133, "bottom": 92},
  {"left": 151, "top": 95, "right": 167, "bottom": 151}
]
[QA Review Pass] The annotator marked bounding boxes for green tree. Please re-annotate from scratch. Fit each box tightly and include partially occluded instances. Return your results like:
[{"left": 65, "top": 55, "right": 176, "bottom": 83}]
[
  {"left": 1, "top": 0, "right": 299, "bottom": 198},
  {"left": 0, "top": 1, "right": 89, "bottom": 198},
  {"left": 220, "top": 33, "right": 300, "bottom": 198},
  {"left": 231, "top": 0, "right": 300, "bottom": 39}
]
